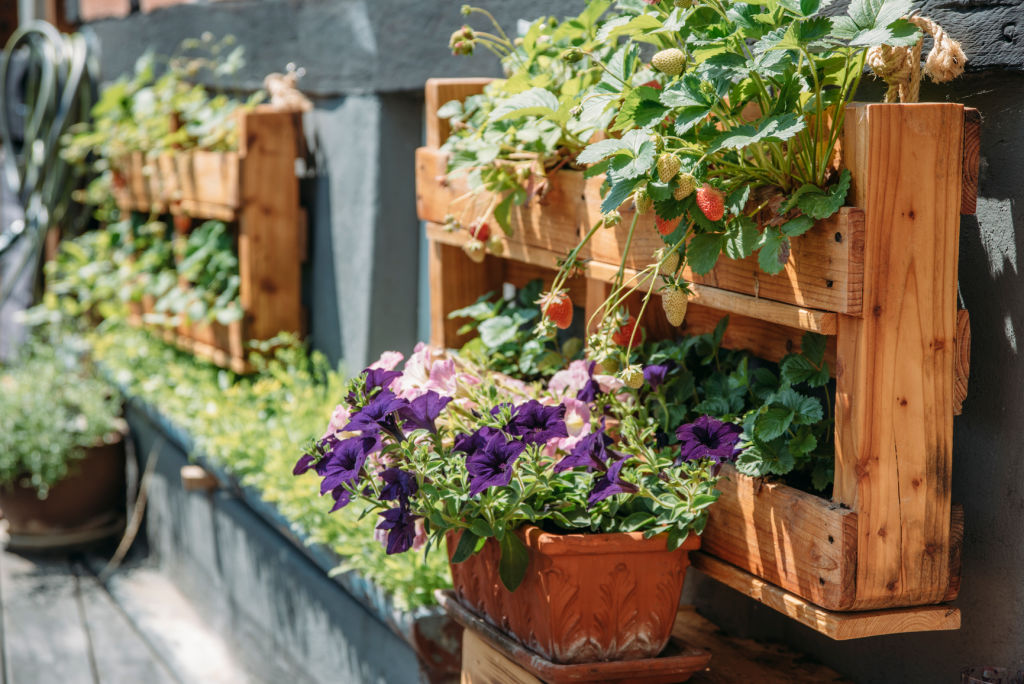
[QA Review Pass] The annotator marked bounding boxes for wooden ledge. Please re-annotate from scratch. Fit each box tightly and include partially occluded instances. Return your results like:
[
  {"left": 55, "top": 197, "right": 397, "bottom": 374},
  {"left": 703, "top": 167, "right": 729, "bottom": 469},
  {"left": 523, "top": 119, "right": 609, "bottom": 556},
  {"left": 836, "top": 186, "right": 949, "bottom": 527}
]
[
  {"left": 691, "top": 552, "right": 961, "bottom": 640},
  {"left": 425, "top": 224, "right": 837, "bottom": 335}
]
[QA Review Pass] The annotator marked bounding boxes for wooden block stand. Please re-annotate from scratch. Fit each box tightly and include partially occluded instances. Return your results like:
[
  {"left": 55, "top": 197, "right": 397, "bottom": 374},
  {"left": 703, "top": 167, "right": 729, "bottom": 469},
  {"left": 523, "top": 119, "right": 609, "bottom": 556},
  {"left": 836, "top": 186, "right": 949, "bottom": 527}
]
[
  {"left": 114, "top": 106, "right": 306, "bottom": 372},
  {"left": 417, "top": 80, "right": 979, "bottom": 638}
]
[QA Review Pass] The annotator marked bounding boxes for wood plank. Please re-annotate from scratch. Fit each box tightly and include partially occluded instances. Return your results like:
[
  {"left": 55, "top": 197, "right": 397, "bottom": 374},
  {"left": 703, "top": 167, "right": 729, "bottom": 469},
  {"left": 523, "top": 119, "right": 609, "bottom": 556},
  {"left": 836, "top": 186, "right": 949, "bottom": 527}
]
[
  {"left": 73, "top": 562, "right": 177, "bottom": 684},
  {"left": 691, "top": 553, "right": 960, "bottom": 640},
  {"left": 424, "top": 78, "right": 493, "bottom": 148},
  {"left": 237, "top": 107, "right": 304, "bottom": 342},
  {"left": 943, "top": 503, "right": 964, "bottom": 602},
  {"left": 675, "top": 606, "right": 850, "bottom": 683},
  {"left": 461, "top": 630, "right": 542, "bottom": 684},
  {"left": 954, "top": 308, "right": 970, "bottom": 416},
  {"left": 428, "top": 239, "right": 503, "bottom": 349},
  {"left": 0, "top": 552, "right": 95, "bottom": 684},
  {"left": 701, "top": 465, "right": 859, "bottom": 611},
  {"left": 425, "top": 222, "right": 837, "bottom": 335},
  {"left": 835, "top": 102, "right": 962, "bottom": 609},
  {"left": 416, "top": 146, "right": 864, "bottom": 315},
  {"left": 961, "top": 107, "right": 981, "bottom": 215}
]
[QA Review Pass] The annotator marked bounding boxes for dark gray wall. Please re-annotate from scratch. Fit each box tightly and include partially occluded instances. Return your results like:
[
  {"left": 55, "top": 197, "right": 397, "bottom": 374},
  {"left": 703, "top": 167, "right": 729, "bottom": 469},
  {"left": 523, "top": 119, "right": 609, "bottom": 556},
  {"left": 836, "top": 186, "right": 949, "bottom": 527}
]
[{"left": 83, "top": 2, "right": 1024, "bottom": 681}]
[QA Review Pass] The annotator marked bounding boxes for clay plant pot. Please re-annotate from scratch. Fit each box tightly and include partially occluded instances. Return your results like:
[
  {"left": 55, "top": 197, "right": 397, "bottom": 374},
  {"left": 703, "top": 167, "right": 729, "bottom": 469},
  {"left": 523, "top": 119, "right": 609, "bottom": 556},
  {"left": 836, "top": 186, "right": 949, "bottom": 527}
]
[
  {"left": 446, "top": 525, "right": 700, "bottom": 664},
  {"left": 1, "top": 437, "right": 126, "bottom": 547}
]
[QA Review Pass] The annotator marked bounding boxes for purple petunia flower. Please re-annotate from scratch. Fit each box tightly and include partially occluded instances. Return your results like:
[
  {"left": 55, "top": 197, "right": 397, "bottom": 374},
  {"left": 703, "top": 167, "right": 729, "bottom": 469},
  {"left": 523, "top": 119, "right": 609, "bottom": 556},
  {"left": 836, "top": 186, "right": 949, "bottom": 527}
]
[
  {"left": 365, "top": 367, "right": 402, "bottom": 393},
  {"left": 343, "top": 389, "right": 409, "bottom": 441},
  {"left": 396, "top": 390, "right": 451, "bottom": 433},
  {"left": 453, "top": 426, "right": 500, "bottom": 455},
  {"left": 329, "top": 486, "right": 352, "bottom": 512},
  {"left": 643, "top": 364, "right": 669, "bottom": 390},
  {"left": 293, "top": 453, "right": 315, "bottom": 475},
  {"left": 379, "top": 468, "right": 418, "bottom": 501},
  {"left": 376, "top": 506, "right": 421, "bottom": 554},
  {"left": 465, "top": 432, "right": 527, "bottom": 496},
  {"left": 506, "top": 400, "right": 568, "bottom": 445},
  {"left": 576, "top": 361, "right": 600, "bottom": 403},
  {"left": 318, "top": 435, "right": 378, "bottom": 494},
  {"left": 587, "top": 454, "right": 638, "bottom": 505},
  {"left": 554, "top": 427, "right": 612, "bottom": 473},
  {"left": 676, "top": 415, "right": 742, "bottom": 466}
]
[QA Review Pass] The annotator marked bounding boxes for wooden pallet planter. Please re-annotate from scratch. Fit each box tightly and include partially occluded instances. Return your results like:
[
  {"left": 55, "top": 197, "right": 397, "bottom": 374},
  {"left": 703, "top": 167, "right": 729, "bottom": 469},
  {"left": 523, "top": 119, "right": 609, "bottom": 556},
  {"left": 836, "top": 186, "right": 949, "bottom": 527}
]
[
  {"left": 113, "top": 106, "right": 306, "bottom": 372},
  {"left": 417, "top": 80, "right": 978, "bottom": 637}
]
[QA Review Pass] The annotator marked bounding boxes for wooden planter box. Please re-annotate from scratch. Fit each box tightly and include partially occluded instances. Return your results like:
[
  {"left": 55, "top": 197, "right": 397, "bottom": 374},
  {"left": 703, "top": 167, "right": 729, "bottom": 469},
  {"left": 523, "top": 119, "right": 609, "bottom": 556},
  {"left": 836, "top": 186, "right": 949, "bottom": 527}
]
[
  {"left": 416, "top": 79, "right": 979, "bottom": 638},
  {"left": 113, "top": 106, "right": 307, "bottom": 372}
]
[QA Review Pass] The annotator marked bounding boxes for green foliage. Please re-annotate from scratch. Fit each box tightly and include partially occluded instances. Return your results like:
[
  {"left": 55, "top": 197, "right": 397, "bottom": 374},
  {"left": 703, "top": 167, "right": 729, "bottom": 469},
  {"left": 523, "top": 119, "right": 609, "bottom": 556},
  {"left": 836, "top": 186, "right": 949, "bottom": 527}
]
[
  {"left": 89, "top": 326, "right": 450, "bottom": 610},
  {"left": 448, "top": 280, "right": 583, "bottom": 379},
  {"left": 0, "top": 334, "right": 122, "bottom": 498}
]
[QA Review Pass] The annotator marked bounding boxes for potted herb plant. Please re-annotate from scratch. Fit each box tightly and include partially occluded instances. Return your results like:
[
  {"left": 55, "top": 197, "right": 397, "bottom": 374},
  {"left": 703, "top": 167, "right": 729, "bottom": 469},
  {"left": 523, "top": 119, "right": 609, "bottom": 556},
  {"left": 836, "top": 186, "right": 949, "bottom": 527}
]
[
  {"left": 0, "top": 339, "right": 125, "bottom": 548},
  {"left": 295, "top": 344, "right": 739, "bottom": 663}
]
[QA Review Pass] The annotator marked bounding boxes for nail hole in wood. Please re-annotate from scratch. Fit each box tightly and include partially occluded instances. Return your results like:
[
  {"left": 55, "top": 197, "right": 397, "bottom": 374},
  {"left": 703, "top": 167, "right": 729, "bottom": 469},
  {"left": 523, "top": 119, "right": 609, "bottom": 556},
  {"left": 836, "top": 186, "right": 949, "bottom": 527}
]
[{"left": 834, "top": 232, "right": 842, "bottom": 243}]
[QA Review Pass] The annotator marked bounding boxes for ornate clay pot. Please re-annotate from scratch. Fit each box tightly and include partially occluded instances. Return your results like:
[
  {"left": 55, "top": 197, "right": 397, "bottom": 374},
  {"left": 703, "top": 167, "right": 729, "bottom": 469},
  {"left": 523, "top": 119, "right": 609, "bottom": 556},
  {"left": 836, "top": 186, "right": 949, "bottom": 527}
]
[{"left": 447, "top": 525, "right": 700, "bottom": 664}]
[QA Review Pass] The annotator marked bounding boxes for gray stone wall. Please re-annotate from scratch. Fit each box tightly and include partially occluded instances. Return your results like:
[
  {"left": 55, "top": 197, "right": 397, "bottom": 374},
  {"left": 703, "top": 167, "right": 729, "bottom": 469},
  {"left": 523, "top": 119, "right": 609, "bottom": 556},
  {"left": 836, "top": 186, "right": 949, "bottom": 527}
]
[{"left": 82, "top": 2, "right": 1024, "bottom": 681}]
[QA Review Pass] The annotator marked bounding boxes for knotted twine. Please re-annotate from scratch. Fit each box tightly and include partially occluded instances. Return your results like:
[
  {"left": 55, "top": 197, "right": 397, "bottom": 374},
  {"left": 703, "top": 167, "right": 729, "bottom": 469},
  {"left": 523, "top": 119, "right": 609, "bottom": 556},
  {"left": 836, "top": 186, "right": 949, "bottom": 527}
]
[{"left": 866, "top": 15, "right": 966, "bottom": 103}]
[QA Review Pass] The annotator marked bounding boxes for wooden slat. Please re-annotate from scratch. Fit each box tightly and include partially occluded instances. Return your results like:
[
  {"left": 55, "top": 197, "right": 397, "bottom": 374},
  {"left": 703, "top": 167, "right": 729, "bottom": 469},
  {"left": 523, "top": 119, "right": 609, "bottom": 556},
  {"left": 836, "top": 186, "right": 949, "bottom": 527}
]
[
  {"left": 691, "top": 553, "right": 960, "bottom": 640},
  {"left": 701, "top": 465, "right": 858, "bottom": 611},
  {"left": 673, "top": 607, "right": 850, "bottom": 683},
  {"left": 425, "top": 222, "right": 837, "bottom": 335},
  {"left": 237, "top": 107, "right": 304, "bottom": 342},
  {"left": 961, "top": 107, "right": 981, "bottom": 215},
  {"left": 461, "top": 630, "right": 543, "bottom": 684},
  {"left": 954, "top": 308, "right": 970, "bottom": 416},
  {"left": 943, "top": 503, "right": 964, "bottom": 602},
  {"left": 416, "top": 146, "right": 864, "bottom": 315},
  {"left": 424, "top": 77, "right": 493, "bottom": 148},
  {"left": 835, "top": 102, "right": 962, "bottom": 609},
  {"left": 428, "top": 239, "right": 503, "bottom": 349}
]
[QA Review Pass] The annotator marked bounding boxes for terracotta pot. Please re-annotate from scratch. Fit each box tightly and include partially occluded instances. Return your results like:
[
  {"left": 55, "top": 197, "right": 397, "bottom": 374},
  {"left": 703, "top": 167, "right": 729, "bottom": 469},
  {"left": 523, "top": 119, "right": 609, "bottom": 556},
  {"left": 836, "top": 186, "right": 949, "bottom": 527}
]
[
  {"left": 446, "top": 525, "right": 700, "bottom": 664},
  {"left": 1, "top": 438, "right": 126, "bottom": 539}
]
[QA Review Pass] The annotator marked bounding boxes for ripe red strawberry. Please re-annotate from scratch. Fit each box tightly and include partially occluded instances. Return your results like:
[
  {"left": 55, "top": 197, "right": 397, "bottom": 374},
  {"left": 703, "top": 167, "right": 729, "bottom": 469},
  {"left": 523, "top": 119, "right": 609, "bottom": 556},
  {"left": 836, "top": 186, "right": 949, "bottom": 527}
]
[
  {"left": 539, "top": 290, "right": 573, "bottom": 330},
  {"left": 695, "top": 184, "right": 725, "bottom": 222},
  {"left": 611, "top": 315, "right": 640, "bottom": 348},
  {"left": 640, "top": 80, "right": 663, "bottom": 90},
  {"left": 469, "top": 221, "right": 490, "bottom": 242},
  {"left": 655, "top": 215, "right": 681, "bottom": 236}
]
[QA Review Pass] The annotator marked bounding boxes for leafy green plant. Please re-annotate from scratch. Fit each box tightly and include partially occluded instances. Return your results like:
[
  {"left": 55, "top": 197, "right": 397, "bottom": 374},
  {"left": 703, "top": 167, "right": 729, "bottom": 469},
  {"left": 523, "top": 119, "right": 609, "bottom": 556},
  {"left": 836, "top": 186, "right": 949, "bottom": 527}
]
[
  {"left": 89, "top": 326, "right": 450, "bottom": 610},
  {"left": 448, "top": 279, "right": 583, "bottom": 379},
  {"left": 439, "top": 2, "right": 624, "bottom": 242},
  {"left": 150, "top": 220, "right": 243, "bottom": 326},
  {"left": 0, "top": 334, "right": 123, "bottom": 498}
]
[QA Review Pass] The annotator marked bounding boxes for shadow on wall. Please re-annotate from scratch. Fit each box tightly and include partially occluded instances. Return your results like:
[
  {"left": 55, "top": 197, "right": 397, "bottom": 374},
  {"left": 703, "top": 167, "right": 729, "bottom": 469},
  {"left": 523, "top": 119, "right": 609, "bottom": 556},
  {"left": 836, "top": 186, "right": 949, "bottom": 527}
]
[{"left": 687, "top": 70, "right": 1024, "bottom": 683}]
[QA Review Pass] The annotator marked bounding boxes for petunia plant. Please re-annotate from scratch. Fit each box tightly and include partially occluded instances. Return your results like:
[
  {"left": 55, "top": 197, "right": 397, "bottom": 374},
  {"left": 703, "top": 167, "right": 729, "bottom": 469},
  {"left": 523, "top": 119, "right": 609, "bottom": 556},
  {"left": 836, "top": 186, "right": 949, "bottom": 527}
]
[{"left": 294, "top": 344, "right": 735, "bottom": 591}]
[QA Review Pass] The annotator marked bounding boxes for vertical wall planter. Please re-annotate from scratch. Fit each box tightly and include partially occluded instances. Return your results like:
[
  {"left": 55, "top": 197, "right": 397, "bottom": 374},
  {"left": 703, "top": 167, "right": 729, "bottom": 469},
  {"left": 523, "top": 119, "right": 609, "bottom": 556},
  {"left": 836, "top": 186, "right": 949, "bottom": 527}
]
[
  {"left": 416, "top": 79, "right": 978, "bottom": 639},
  {"left": 114, "top": 106, "right": 307, "bottom": 372}
]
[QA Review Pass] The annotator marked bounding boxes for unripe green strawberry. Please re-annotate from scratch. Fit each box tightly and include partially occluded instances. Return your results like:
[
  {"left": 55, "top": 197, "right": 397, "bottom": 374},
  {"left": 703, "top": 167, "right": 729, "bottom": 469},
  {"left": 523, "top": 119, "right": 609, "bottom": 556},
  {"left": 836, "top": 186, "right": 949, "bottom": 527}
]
[
  {"left": 652, "top": 49, "right": 686, "bottom": 76},
  {"left": 674, "top": 0, "right": 693, "bottom": 8},
  {"left": 463, "top": 238, "right": 486, "bottom": 263},
  {"left": 634, "top": 189, "right": 653, "bottom": 215},
  {"left": 662, "top": 284, "right": 689, "bottom": 326},
  {"left": 657, "top": 153, "right": 681, "bottom": 183},
  {"left": 654, "top": 247, "right": 680, "bottom": 276},
  {"left": 487, "top": 235, "right": 505, "bottom": 256},
  {"left": 695, "top": 183, "right": 725, "bottom": 222},
  {"left": 674, "top": 173, "right": 697, "bottom": 200},
  {"left": 598, "top": 356, "right": 619, "bottom": 375},
  {"left": 621, "top": 365, "right": 644, "bottom": 389}
]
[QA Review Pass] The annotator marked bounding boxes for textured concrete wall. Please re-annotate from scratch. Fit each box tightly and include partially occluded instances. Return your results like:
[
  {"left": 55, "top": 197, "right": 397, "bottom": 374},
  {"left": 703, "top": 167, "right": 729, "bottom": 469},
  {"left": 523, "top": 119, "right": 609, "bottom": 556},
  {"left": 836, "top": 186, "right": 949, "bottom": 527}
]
[{"left": 127, "top": 403, "right": 426, "bottom": 684}]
